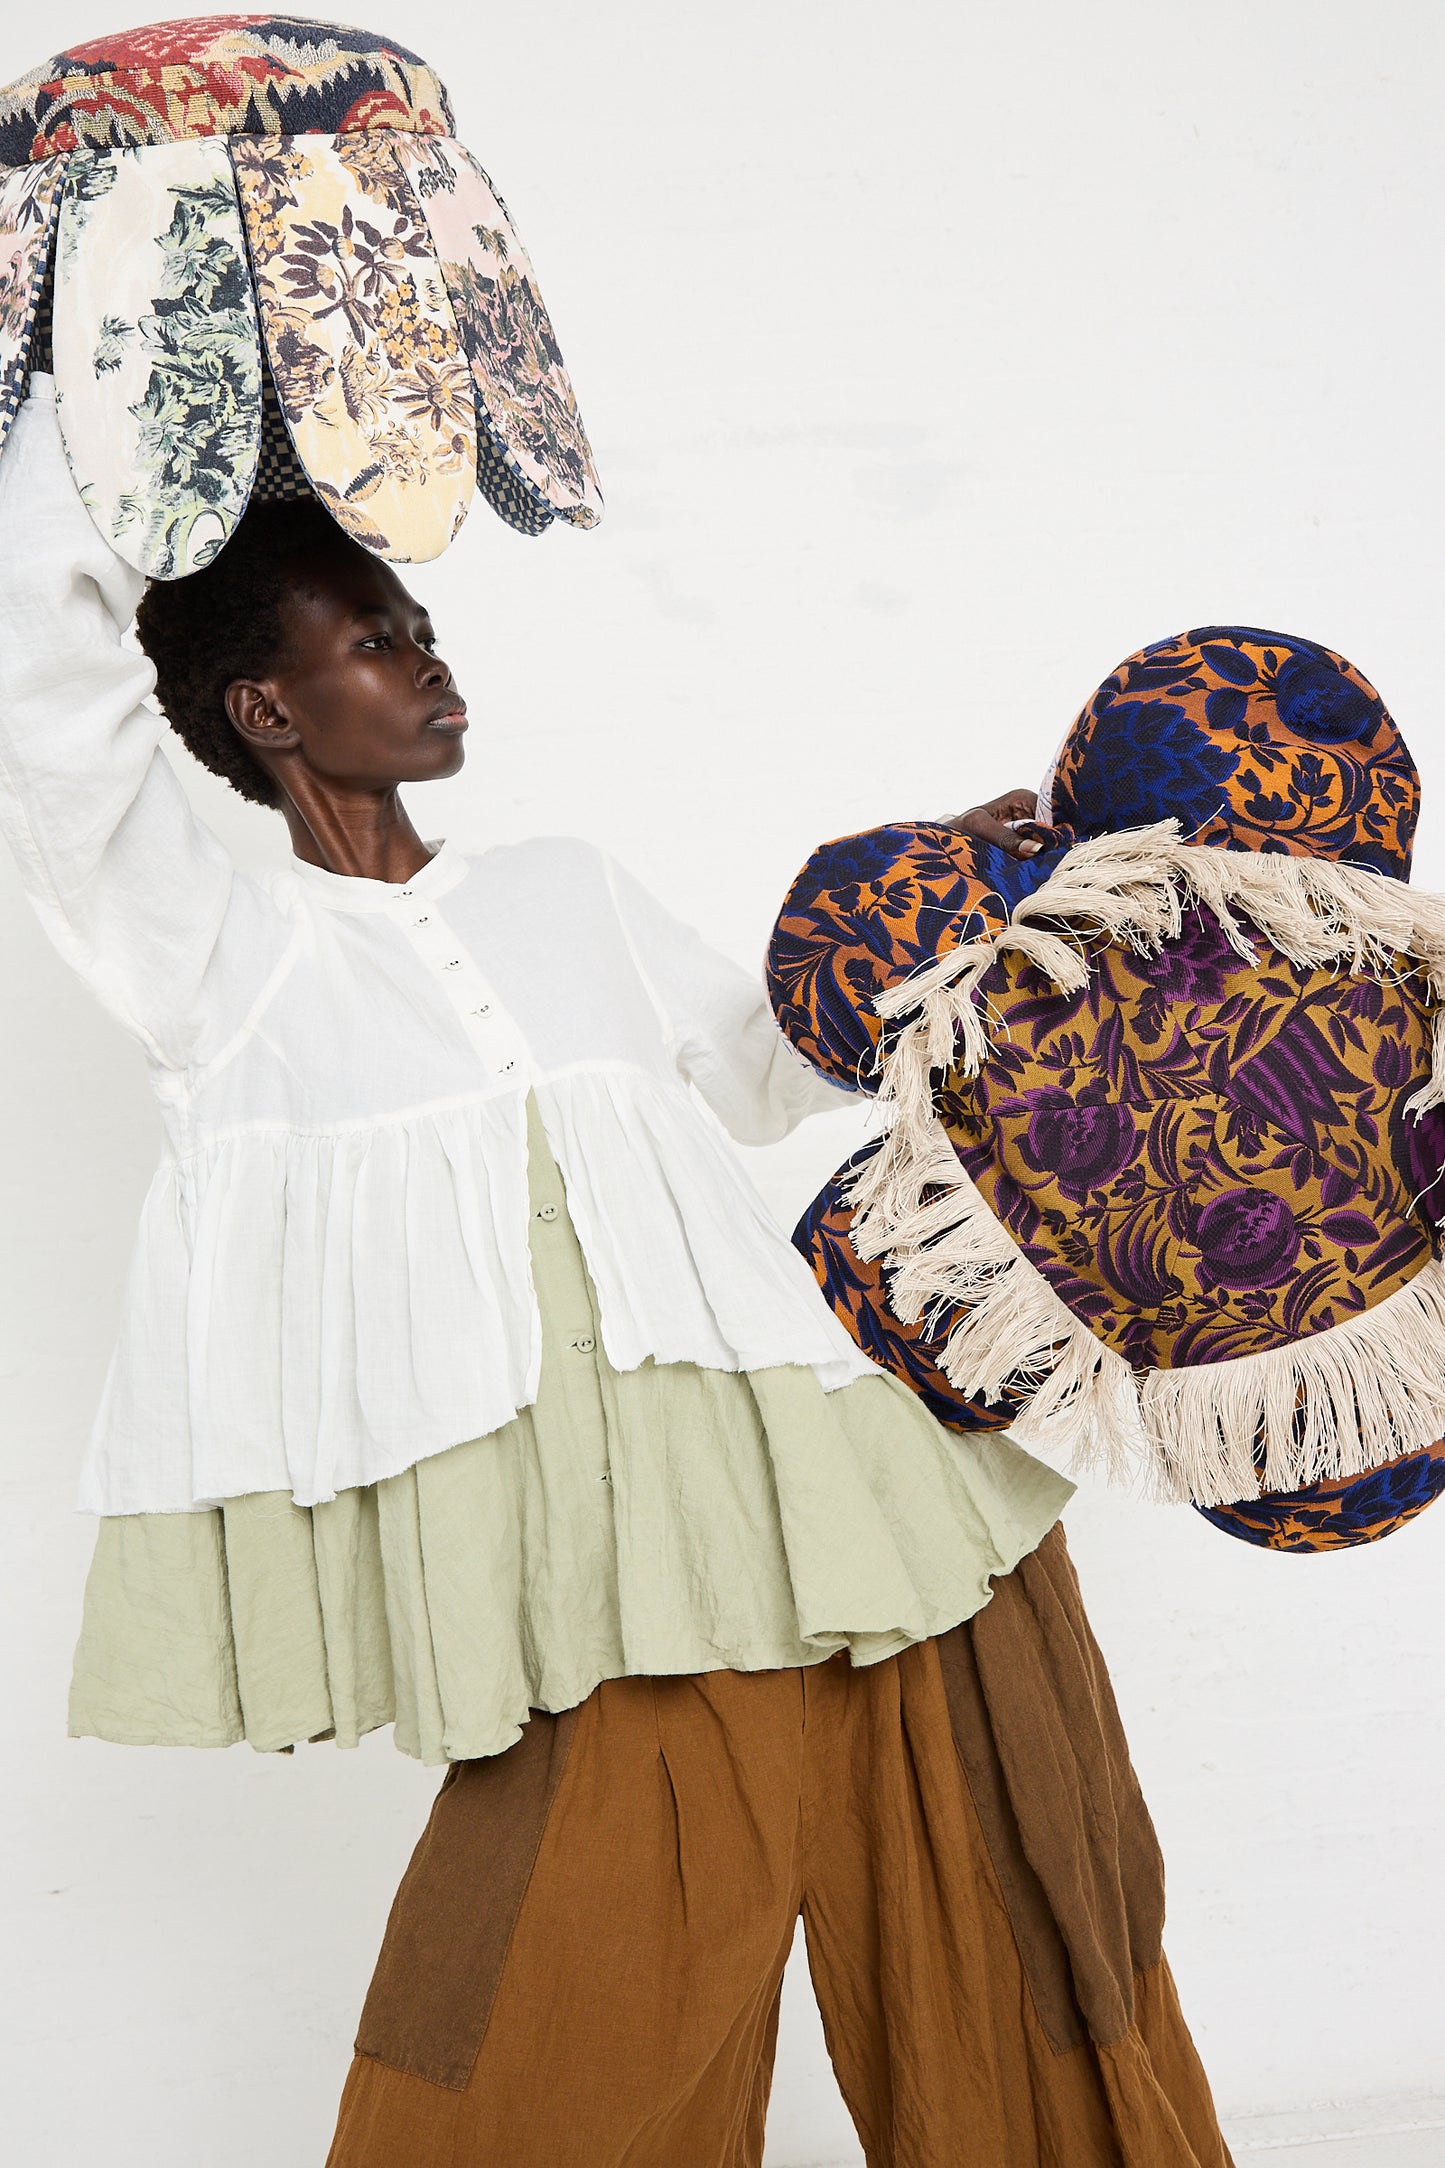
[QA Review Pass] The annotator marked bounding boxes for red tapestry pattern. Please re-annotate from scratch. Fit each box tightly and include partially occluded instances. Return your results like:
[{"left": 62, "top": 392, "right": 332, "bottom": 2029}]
[{"left": 0, "top": 17, "right": 453, "bottom": 165}]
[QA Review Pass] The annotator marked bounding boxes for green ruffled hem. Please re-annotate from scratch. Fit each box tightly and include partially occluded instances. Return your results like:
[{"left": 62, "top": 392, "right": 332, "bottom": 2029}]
[{"left": 68, "top": 1366, "right": 1070, "bottom": 1766}]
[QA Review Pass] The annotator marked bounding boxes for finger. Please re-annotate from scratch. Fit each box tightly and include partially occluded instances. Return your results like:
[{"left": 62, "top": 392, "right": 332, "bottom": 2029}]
[
  {"left": 941, "top": 808, "right": 1043, "bottom": 856},
  {"left": 985, "top": 788, "right": 1043, "bottom": 824}
]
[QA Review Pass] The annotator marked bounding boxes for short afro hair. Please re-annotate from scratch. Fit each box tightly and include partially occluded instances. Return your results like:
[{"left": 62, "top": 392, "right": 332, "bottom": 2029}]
[{"left": 134, "top": 497, "right": 358, "bottom": 809}]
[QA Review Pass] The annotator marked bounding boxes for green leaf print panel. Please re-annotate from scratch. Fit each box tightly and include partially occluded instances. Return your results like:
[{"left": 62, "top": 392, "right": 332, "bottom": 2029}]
[{"left": 51, "top": 140, "right": 263, "bottom": 579}]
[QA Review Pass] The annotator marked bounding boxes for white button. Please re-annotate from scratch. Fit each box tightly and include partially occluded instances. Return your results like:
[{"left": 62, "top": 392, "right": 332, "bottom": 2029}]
[
  {"left": 399, "top": 889, "right": 413, "bottom": 899},
  {"left": 473, "top": 1004, "right": 491, "bottom": 1018},
  {"left": 414, "top": 914, "right": 430, "bottom": 926},
  {"left": 498, "top": 1059, "right": 516, "bottom": 1074},
  {"left": 444, "top": 958, "right": 461, "bottom": 970},
  {"left": 536, "top": 1202, "right": 559, "bottom": 1222},
  {"left": 572, "top": 1335, "right": 596, "bottom": 1355}
]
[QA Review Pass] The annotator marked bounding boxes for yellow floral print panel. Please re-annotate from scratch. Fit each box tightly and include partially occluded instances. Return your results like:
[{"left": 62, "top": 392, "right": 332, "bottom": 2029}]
[{"left": 231, "top": 132, "right": 475, "bottom": 563}]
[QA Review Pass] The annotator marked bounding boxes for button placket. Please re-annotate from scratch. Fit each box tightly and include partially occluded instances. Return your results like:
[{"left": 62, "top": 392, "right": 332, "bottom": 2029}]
[
  {"left": 527, "top": 1190, "right": 610, "bottom": 1480},
  {"left": 389, "top": 892, "right": 530, "bottom": 1083}
]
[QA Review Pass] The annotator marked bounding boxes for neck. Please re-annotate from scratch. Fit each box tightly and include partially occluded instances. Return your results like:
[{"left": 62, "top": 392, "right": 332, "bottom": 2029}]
[{"left": 279, "top": 785, "right": 435, "bottom": 884}]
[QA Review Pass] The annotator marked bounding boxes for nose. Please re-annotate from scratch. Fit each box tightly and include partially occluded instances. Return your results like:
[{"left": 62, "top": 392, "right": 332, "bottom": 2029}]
[{"left": 415, "top": 645, "right": 449, "bottom": 686}]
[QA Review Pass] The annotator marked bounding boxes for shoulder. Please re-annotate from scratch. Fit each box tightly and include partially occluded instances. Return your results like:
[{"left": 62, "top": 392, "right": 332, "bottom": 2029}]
[
  {"left": 450, "top": 836, "right": 629, "bottom": 922},
  {"left": 456, "top": 834, "right": 612, "bottom": 887}
]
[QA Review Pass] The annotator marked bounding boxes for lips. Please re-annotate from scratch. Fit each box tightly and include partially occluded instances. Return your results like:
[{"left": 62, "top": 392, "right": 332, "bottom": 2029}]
[{"left": 426, "top": 698, "right": 468, "bottom": 731}]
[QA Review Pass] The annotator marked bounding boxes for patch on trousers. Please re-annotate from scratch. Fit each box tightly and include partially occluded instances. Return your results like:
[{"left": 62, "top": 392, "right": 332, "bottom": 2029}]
[
  {"left": 355, "top": 1704, "right": 580, "bottom": 2088},
  {"left": 935, "top": 1525, "right": 1167, "bottom": 2053}
]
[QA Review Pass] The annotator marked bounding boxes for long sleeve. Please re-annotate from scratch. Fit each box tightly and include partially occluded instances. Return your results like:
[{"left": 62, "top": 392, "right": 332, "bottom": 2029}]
[
  {"left": 606, "top": 854, "right": 853, "bottom": 1143},
  {"left": 764, "top": 820, "right": 1069, "bottom": 1091},
  {"left": 0, "top": 378, "right": 234, "bottom": 1067}
]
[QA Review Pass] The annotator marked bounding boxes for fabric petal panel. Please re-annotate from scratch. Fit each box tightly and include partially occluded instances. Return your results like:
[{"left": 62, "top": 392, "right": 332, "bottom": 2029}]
[
  {"left": 0, "top": 157, "right": 63, "bottom": 456},
  {"left": 231, "top": 133, "right": 475, "bottom": 563},
  {"left": 51, "top": 140, "right": 262, "bottom": 578},
  {"left": 397, "top": 136, "right": 603, "bottom": 532}
]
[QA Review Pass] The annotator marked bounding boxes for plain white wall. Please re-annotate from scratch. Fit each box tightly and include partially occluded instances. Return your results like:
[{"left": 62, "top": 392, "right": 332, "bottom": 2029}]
[{"left": 2, "top": 3, "right": 1444, "bottom": 2162}]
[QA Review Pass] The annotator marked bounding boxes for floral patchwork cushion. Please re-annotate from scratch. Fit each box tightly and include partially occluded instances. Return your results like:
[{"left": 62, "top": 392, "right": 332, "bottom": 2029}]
[
  {"left": 0, "top": 16, "right": 453, "bottom": 160},
  {"left": 0, "top": 16, "right": 602, "bottom": 574}
]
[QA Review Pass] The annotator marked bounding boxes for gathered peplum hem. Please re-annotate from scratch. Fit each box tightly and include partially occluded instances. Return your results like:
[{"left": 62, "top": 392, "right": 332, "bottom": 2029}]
[
  {"left": 68, "top": 1363, "right": 1070, "bottom": 1765},
  {"left": 83, "top": 1066, "right": 874, "bottom": 1517}
]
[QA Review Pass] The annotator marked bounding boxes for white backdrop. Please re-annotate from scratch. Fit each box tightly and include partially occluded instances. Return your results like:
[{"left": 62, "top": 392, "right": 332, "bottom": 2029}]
[{"left": 2, "top": 4, "right": 1444, "bottom": 2163}]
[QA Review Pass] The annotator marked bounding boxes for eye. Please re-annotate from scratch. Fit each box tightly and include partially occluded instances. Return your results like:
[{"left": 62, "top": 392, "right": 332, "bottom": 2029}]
[
  {"left": 358, "top": 632, "right": 393, "bottom": 651},
  {"left": 418, "top": 630, "right": 439, "bottom": 652}
]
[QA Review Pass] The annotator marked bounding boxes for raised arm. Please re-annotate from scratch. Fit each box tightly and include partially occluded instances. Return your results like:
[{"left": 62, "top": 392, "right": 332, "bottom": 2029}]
[
  {"left": 606, "top": 854, "right": 853, "bottom": 1143},
  {"left": 0, "top": 379, "right": 234, "bottom": 1067}
]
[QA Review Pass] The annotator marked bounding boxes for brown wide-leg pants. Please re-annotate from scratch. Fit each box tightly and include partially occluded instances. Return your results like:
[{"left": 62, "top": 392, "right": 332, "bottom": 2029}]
[{"left": 327, "top": 1528, "right": 1232, "bottom": 2168}]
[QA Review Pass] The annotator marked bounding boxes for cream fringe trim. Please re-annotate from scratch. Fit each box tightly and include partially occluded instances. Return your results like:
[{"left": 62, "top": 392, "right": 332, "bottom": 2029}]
[{"left": 850, "top": 821, "right": 1445, "bottom": 1505}]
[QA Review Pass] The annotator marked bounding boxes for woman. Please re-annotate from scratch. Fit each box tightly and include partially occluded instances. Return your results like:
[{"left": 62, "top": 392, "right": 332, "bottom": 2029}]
[{"left": 0, "top": 377, "right": 1229, "bottom": 2166}]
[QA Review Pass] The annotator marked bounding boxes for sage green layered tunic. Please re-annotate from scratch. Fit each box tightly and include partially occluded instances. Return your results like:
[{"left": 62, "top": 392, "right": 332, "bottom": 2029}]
[{"left": 70, "top": 1103, "right": 1071, "bottom": 1765}]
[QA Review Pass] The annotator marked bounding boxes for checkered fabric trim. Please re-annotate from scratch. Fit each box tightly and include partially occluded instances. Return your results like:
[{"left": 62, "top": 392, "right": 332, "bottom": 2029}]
[
  {"left": 254, "top": 360, "right": 559, "bottom": 536},
  {"left": 253, "top": 361, "right": 315, "bottom": 505},
  {"left": 477, "top": 423, "right": 554, "bottom": 537},
  {"left": 9, "top": 199, "right": 55, "bottom": 421}
]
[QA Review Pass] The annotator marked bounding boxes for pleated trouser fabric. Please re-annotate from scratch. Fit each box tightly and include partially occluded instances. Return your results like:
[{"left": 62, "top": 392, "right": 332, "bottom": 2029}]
[{"left": 325, "top": 1525, "right": 1232, "bottom": 2168}]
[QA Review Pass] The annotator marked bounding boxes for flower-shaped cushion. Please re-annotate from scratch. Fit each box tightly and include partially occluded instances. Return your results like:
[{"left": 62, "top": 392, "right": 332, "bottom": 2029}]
[
  {"left": 772, "top": 817, "right": 1445, "bottom": 1551},
  {"left": 0, "top": 16, "right": 602, "bottom": 574}
]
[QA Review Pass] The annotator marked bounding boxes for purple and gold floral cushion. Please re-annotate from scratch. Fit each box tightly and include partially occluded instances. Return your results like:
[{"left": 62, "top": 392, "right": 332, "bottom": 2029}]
[
  {"left": 0, "top": 16, "right": 602, "bottom": 574},
  {"left": 793, "top": 1158, "right": 1445, "bottom": 1554},
  {"left": 947, "top": 906, "right": 1445, "bottom": 1374},
  {"left": 773, "top": 629, "right": 1445, "bottom": 1551}
]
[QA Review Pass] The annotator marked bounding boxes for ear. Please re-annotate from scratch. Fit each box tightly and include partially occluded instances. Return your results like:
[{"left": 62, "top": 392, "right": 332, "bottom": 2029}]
[{"left": 226, "top": 680, "right": 302, "bottom": 755}]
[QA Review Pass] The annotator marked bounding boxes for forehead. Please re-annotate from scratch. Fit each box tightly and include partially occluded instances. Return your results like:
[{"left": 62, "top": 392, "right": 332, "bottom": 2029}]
[{"left": 280, "top": 542, "right": 427, "bottom": 629}]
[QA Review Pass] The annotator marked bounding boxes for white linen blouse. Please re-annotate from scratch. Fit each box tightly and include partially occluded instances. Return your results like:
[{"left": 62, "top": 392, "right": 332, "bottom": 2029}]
[{"left": 0, "top": 382, "right": 870, "bottom": 1516}]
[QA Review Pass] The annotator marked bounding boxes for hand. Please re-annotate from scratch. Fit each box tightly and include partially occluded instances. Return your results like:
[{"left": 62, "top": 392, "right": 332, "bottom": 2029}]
[{"left": 940, "top": 788, "right": 1052, "bottom": 858}]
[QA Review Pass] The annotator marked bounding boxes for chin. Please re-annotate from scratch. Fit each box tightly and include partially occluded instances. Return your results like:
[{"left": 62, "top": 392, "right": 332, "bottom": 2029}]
[{"left": 411, "top": 739, "right": 467, "bottom": 779}]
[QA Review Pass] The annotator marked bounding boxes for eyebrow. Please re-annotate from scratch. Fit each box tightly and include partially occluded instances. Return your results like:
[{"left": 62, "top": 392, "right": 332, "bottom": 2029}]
[{"left": 350, "top": 605, "right": 435, "bottom": 629}]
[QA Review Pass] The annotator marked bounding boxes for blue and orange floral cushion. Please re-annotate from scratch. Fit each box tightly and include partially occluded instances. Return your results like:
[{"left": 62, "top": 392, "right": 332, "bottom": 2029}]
[
  {"left": 1044, "top": 624, "right": 1418, "bottom": 878},
  {"left": 767, "top": 819, "right": 1066, "bottom": 1087}
]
